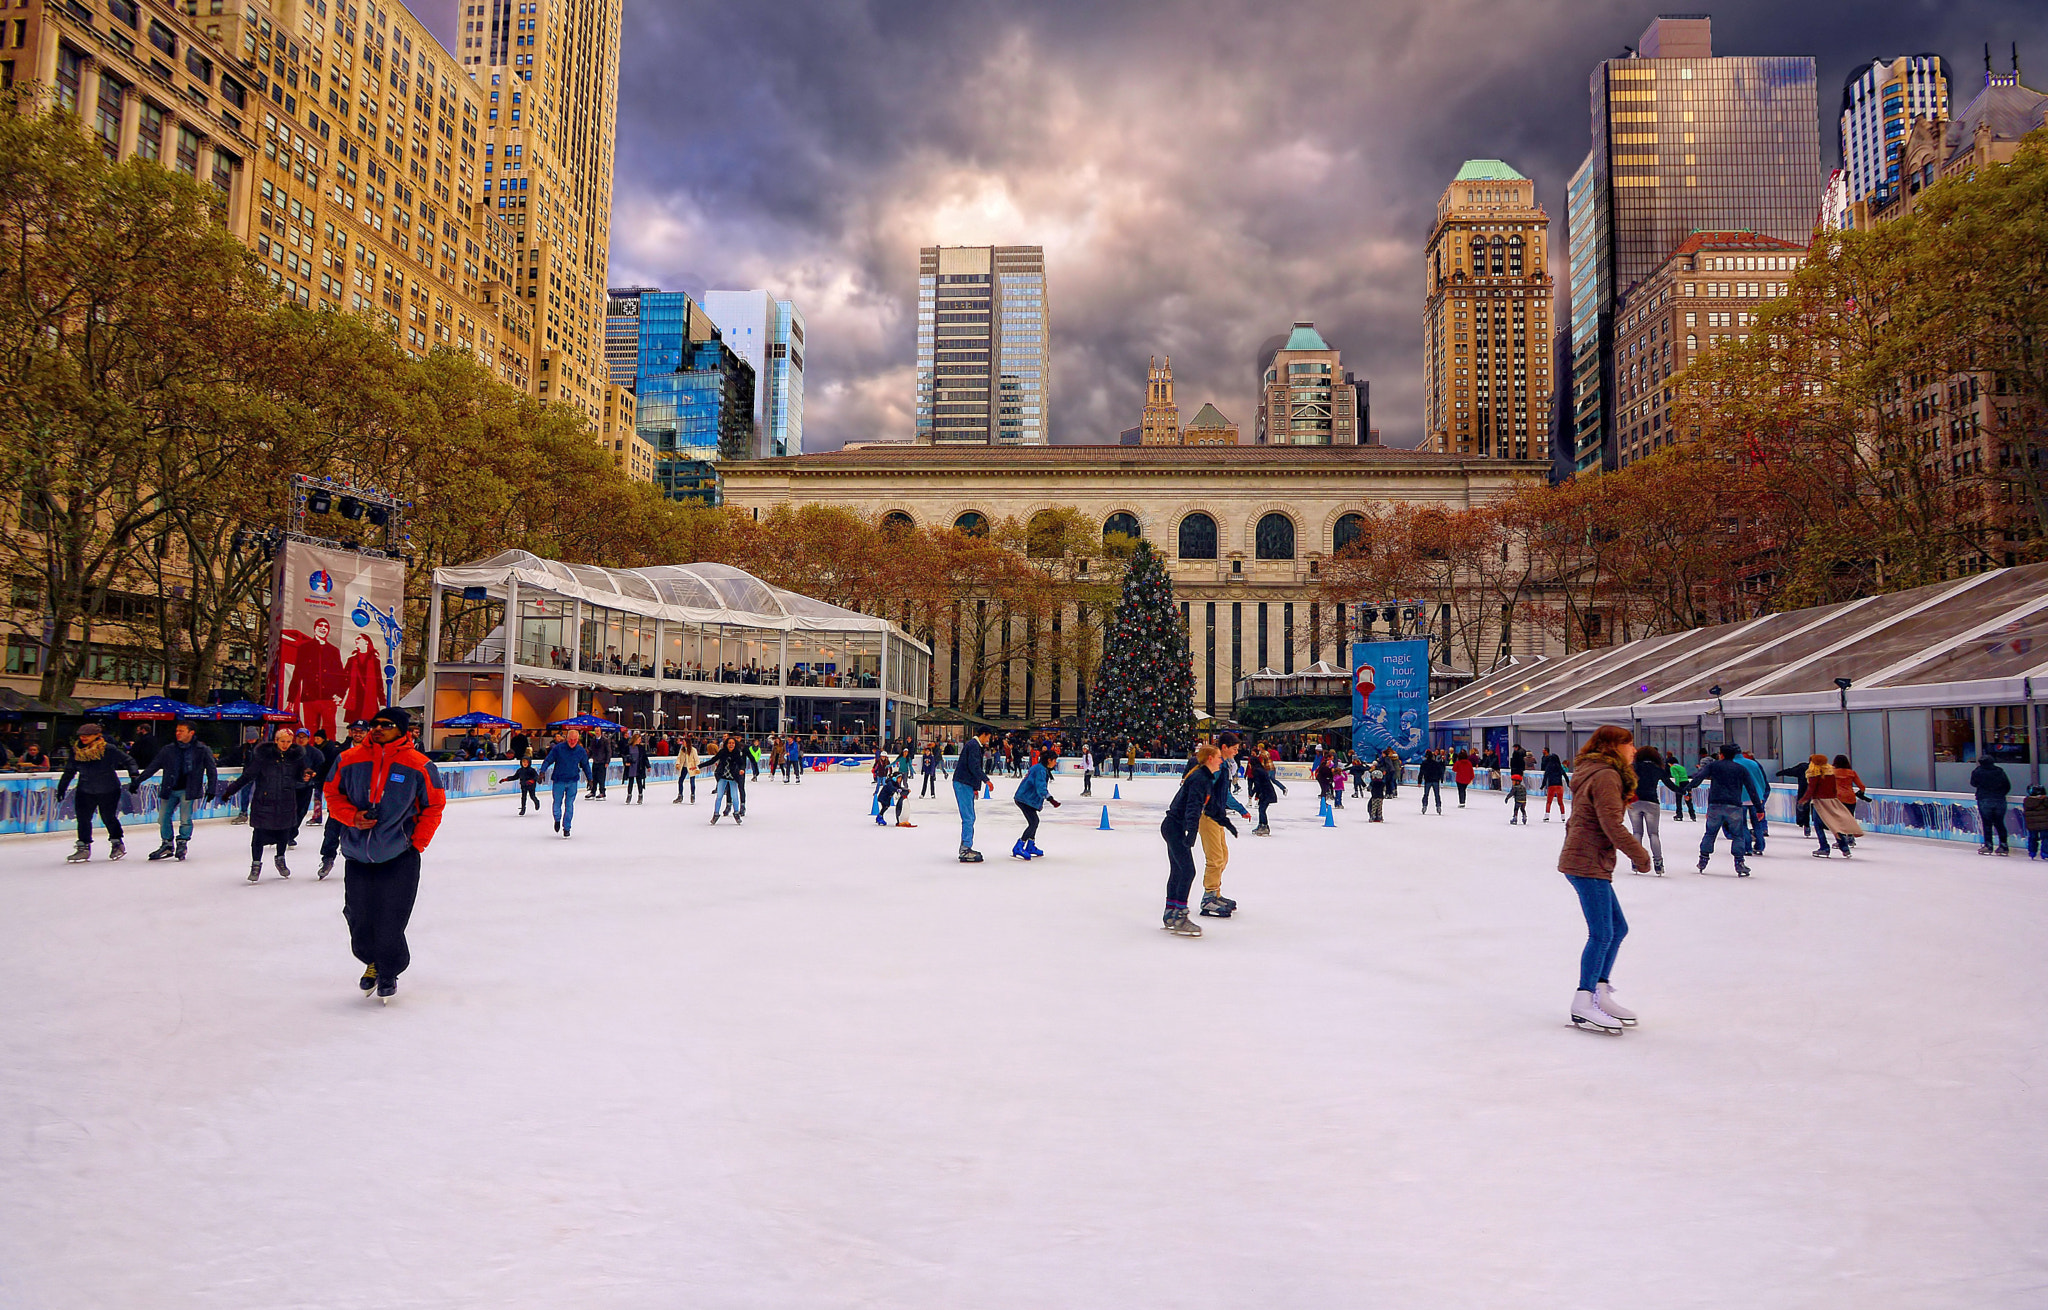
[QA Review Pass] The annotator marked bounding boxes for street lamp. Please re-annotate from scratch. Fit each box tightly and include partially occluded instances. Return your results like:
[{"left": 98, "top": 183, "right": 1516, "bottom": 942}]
[{"left": 1834, "top": 676, "right": 1852, "bottom": 711}]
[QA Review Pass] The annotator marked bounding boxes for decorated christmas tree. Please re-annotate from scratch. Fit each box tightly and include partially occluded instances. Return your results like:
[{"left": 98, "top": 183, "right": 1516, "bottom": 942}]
[{"left": 1085, "top": 539, "right": 1195, "bottom": 753}]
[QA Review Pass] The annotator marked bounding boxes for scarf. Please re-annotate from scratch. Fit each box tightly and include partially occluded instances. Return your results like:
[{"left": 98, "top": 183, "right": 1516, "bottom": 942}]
[{"left": 72, "top": 737, "right": 107, "bottom": 762}]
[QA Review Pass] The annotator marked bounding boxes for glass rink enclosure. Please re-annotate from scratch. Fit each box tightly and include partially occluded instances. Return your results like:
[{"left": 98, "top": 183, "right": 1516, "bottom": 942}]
[
  {"left": 425, "top": 551, "right": 931, "bottom": 748},
  {"left": 1429, "top": 562, "right": 2048, "bottom": 794}
]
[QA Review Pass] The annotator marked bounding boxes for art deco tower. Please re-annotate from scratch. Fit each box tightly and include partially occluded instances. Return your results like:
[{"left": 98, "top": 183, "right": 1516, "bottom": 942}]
[
  {"left": 1139, "top": 357, "right": 1180, "bottom": 444},
  {"left": 1423, "top": 161, "right": 1554, "bottom": 460},
  {"left": 455, "top": 0, "right": 622, "bottom": 424}
]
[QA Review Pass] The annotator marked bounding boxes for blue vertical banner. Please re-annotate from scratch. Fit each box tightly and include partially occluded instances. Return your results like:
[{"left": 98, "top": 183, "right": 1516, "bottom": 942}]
[{"left": 1352, "top": 639, "right": 1429, "bottom": 763}]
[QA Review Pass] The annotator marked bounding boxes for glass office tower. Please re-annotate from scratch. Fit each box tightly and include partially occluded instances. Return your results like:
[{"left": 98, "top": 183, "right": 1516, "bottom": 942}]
[
  {"left": 1570, "top": 15, "right": 1820, "bottom": 470},
  {"left": 915, "top": 245, "right": 1048, "bottom": 444}
]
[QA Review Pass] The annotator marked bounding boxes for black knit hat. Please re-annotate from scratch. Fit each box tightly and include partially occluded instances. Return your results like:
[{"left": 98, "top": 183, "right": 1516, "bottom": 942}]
[{"left": 371, "top": 706, "right": 412, "bottom": 733}]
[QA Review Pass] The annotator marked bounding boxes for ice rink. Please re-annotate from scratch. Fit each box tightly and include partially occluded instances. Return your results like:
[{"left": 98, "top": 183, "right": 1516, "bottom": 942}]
[{"left": 3, "top": 768, "right": 2045, "bottom": 1308}]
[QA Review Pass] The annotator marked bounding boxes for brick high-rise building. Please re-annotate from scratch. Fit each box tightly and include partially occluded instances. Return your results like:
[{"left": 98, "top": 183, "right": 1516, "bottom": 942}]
[
  {"left": 1139, "top": 356, "right": 1180, "bottom": 444},
  {"left": 11, "top": 0, "right": 537, "bottom": 390},
  {"left": 460, "top": 0, "right": 621, "bottom": 423},
  {"left": 1423, "top": 160, "right": 1555, "bottom": 459},
  {"left": 1255, "top": 323, "right": 1362, "bottom": 445}
]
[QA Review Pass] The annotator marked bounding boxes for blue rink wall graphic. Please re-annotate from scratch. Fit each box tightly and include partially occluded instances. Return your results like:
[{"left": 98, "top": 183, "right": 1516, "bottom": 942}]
[{"left": 1352, "top": 640, "right": 1429, "bottom": 764}]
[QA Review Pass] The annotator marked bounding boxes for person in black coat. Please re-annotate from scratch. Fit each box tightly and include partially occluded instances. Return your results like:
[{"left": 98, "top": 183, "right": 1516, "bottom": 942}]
[
  {"left": 56, "top": 722, "right": 140, "bottom": 861},
  {"left": 1247, "top": 749, "right": 1280, "bottom": 835},
  {"left": 220, "top": 726, "right": 314, "bottom": 880},
  {"left": 131, "top": 718, "right": 220, "bottom": 860},
  {"left": 620, "top": 734, "right": 652, "bottom": 804},
  {"left": 586, "top": 731, "right": 613, "bottom": 799},
  {"left": 1971, "top": 759, "right": 2013, "bottom": 855},
  {"left": 1160, "top": 744, "right": 1221, "bottom": 937}
]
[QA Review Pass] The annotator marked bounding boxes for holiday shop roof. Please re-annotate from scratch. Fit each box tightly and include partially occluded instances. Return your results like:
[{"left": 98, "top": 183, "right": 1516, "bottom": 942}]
[
  {"left": 1431, "top": 560, "right": 2048, "bottom": 727},
  {"left": 432, "top": 551, "right": 896, "bottom": 635}
]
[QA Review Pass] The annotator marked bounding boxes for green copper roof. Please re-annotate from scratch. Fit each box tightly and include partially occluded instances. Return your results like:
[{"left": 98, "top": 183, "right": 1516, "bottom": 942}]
[
  {"left": 1185, "top": 402, "right": 1233, "bottom": 429},
  {"left": 1282, "top": 323, "right": 1331, "bottom": 351},
  {"left": 1454, "top": 159, "right": 1527, "bottom": 181}
]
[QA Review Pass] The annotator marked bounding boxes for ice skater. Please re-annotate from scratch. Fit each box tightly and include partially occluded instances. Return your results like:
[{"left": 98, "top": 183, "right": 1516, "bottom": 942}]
[
  {"left": 1628, "top": 745, "right": 1671, "bottom": 875},
  {"left": 1418, "top": 750, "right": 1445, "bottom": 814},
  {"left": 586, "top": 731, "right": 612, "bottom": 800},
  {"left": 621, "top": 733, "right": 651, "bottom": 804},
  {"left": 1159, "top": 743, "right": 1222, "bottom": 936},
  {"left": 324, "top": 707, "right": 446, "bottom": 1003},
  {"left": 953, "top": 726, "right": 991, "bottom": 863},
  {"left": 1198, "top": 732, "right": 1243, "bottom": 918},
  {"left": 709, "top": 733, "right": 747, "bottom": 824},
  {"left": 1011, "top": 747, "right": 1061, "bottom": 858},
  {"left": 55, "top": 722, "right": 140, "bottom": 862},
  {"left": 538, "top": 728, "right": 592, "bottom": 837},
  {"left": 1807, "top": 755, "right": 1867, "bottom": 857},
  {"left": 131, "top": 717, "right": 218, "bottom": 862},
  {"left": 513, "top": 756, "right": 541, "bottom": 814},
  {"left": 1507, "top": 772, "right": 1529, "bottom": 824},
  {"left": 1367, "top": 754, "right": 1390, "bottom": 822},
  {"left": 1540, "top": 750, "right": 1567, "bottom": 820},
  {"left": 219, "top": 724, "right": 315, "bottom": 881},
  {"left": 1557, "top": 724, "right": 1653, "bottom": 1034},
  {"left": 317, "top": 721, "right": 370, "bottom": 877},
  {"left": 1248, "top": 747, "right": 1278, "bottom": 835},
  {"left": 1694, "top": 743, "right": 1764, "bottom": 876},
  {"left": 674, "top": 738, "right": 700, "bottom": 804}
]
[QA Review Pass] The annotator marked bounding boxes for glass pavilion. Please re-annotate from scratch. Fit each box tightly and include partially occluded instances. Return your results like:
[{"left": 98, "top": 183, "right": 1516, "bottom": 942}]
[
  {"left": 425, "top": 551, "right": 930, "bottom": 749},
  {"left": 1429, "top": 562, "right": 2048, "bottom": 793}
]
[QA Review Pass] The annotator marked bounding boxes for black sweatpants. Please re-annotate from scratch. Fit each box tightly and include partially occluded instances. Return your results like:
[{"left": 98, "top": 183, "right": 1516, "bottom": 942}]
[
  {"left": 625, "top": 775, "right": 645, "bottom": 801},
  {"left": 251, "top": 825, "right": 294, "bottom": 859},
  {"left": 1016, "top": 800, "right": 1040, "bottom": 843},
  {"left": 320, "top": 815, "right": 347, "bottom": 862},
  {"left": 518, "top": 781, "right": 539, "bottom": 813},
  {"left": 1162, "top": 825, "right": 1197, "bottom": 908},
  {"left": 344, "top": 847, "right": 422, "bottom": 979},
  {"left": 74, "top": 791, "right": 123, "bottom": 843}
]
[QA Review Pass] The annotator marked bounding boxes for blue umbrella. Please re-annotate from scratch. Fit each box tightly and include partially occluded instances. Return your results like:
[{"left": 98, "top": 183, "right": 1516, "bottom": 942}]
[
  {"left": 206, "top": 700, "right": 297, "bottom": 723},
  {"left": 94, "top": 695, "right": 212, "bottom": 721},
  {"left": 547, "top": 714, "right": 624, "bottom": 731},
  {"left": 435, "top": 712, "right": 524, "bottom": 729}
]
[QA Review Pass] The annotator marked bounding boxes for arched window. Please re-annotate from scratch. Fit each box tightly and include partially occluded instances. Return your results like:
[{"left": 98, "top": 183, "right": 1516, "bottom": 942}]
[
  {"left": 1027, "top": 510, "right": 1064, "bottom": 558},
  {"left": 880, "top": 511, "right": 915, "bottom": 535},
  {"left": 1333, "top": 512, "right": 1367, "bottom": 555},
  {"left": 1103, "top": 511, "right": 1141, "bottom": 544},
  {"left": 1256, "top": 513, "right": 1296, "bottom": 560},
  {"left": 953, "top": 511, "right": 988, "bottom": 538},
  {"left": 1177, "top": 512, "right": 1217, "bottom": 560}
]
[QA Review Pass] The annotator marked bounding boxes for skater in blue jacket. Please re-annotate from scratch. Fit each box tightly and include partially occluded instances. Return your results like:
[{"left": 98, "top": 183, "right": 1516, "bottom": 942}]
[
  {"left": 1011, "top": 748, "right": 1062, "bottom": 859},
  {"left": 537, "top": 728, "right": 592, "bottom": 837}
]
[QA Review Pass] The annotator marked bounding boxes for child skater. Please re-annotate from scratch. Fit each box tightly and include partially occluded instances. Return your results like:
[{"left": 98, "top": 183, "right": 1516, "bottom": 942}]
[
  {"left": 513, "top": 757, "right": 541, "bottom": 815},
  {"left": 1011, "top": 747, "right": 1062, "bottom": 859},
  {"left": 1508, "top": 772, "right": 1530, "bottom": 825},
  {"left": 875, "top": 768, "right": 911, "bottom": 827}
]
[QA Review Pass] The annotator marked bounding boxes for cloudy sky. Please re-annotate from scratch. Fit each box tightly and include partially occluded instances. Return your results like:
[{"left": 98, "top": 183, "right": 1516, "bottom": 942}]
[{"left": 437, "top": 1, "right": 2043, "bottom": 449}]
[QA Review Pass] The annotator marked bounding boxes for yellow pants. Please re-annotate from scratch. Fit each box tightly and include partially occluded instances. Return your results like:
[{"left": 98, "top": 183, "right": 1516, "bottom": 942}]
[{"left": 1199, "top": 816, "right": 1229, "bottom": 894}]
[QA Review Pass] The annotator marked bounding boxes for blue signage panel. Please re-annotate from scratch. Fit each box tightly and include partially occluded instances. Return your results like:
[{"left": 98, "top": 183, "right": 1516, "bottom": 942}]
[{"left": 1352, "top": 639, "right": 1429, "bottom": 763}]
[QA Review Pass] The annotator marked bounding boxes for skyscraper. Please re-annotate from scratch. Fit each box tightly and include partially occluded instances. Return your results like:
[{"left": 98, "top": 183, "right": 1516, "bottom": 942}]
[
  {"left": 703, "top": 290, "right": 806, "bottom": 458},
  {"left": 1840, "top": 55, "right": 1951, "bottom": 206},
  {"left": 1567, "top": 14, "right": 1821, "bottom": 471},
  {"left": 606, "top": 287, "right": 749, "bottom": 496},
  {"left": 1139, "top": 357, "right": 1180, "bottom": 444},
  {"left": 915, "top": 245, "right": 1048, "bottom": 444},
  {"left": 1255, "top": 323, "right": 1362, "bottom": 445},
  {"left": 461, "top": 0, "right": 622, "bottom": 425},
  {"left": 1423, "top": 160, "right": 1555, "bottom": 460}
]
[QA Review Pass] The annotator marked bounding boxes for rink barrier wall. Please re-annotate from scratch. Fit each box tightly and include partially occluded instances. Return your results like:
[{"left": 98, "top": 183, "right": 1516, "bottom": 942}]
[{"left": 0, "top": 763, "right": 2025, "bottom": 846}]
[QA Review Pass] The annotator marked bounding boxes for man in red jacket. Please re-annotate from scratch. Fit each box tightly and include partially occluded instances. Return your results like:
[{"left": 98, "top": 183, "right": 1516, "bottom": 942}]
[{"left": 324, "top": 705, "right": 445, "bottom": 1002}]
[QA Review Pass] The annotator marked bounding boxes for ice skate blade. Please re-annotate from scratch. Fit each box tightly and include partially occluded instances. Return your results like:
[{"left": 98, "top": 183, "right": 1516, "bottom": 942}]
[{"left": 1571, "top": 1015, "right": 1624, "bottom": 1034}]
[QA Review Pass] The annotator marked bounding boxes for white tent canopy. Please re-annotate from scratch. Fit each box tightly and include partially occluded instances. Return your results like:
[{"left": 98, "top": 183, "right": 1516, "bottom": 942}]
[{"left": 432, "top": 550, "right": 897, "bottom": 635}]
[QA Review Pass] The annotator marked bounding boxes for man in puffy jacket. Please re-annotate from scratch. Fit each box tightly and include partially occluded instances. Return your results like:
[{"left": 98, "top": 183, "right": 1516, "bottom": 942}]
[
  {"left": 132, "top": 718, "right": 219, "bottom": 861},
  {"left": 323, "top": 707, "right": 445, "bottom": 1001}
]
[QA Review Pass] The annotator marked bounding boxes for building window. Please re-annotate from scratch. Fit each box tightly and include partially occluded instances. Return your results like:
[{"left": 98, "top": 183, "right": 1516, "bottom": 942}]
[
  {"left": 880, "top": 511, "right": 914, "bottom": 535},
  {"left": 1932, "top": 708, "right": 1976, "bottom": 762},
  {"left": 1333, "top": 512, "right": 1366, "bottom": 555},
  {"left": 1103, "top": 511, "right": 1140, "bottom": 544},
  {"left": 1177, "top": 512, "right": 1217, "bottom": 560},
  {"left": 952, "top": 511, "right": 987, "bottom": 538},
  {"left": 1255, "top": 513, "right": 1295, "bottom": 560}
]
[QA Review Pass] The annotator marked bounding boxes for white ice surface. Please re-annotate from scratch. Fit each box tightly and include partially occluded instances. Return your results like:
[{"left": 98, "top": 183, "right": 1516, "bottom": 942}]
[{"left": 2, "top": 772, "right": 2045, "bottom": 1309}]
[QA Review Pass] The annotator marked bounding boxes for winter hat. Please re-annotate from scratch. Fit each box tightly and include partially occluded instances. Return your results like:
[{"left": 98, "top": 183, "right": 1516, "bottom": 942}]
[
  {"left": 76, "top": 722, "right": 103, "bottom": 738},
  {"left": 371, "top": 706, "right": 413, "bottom": 733}
]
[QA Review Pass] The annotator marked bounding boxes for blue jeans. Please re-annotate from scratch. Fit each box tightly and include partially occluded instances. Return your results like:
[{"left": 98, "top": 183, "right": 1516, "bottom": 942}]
[
  {"left": 158, "top": 788, "right": 196, "bottom": 842},
  {"left": 1744, "top": 807, "right": 1768, "bottom": 851},
  {"left": 1565, "top": 875, "right": 1628, "bottom": 992},
  {"left": 2029, "top": 827, "right": 2045, "bottom": 858},
  {"left": 551, "top": 781, "right": 578, "bottom": 829},
  {"left": 714, "top": 778, "right": 741, "bottom": 815},
  {"left": 954, "top": 779, "right": 978, "bottom": 850},
  {"left": 1700, "top": 803, "right": 1749, "bottom": 863}
]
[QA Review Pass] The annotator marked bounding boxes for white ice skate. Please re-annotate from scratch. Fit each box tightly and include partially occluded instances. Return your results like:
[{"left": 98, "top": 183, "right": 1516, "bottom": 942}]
[
  {"left": 1570, "top": 989, "right": 1625, "bottom": 1034},
  {"left": 1595, "top": 982, "right": 1638, "bottom": 1026}
]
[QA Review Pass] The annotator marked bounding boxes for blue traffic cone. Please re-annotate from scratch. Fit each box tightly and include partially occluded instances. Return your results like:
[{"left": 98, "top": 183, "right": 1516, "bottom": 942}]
[
  {"left": 1098, "top": 805, "right": 1112, "bottom": 830},
  {"left": 870, "top": 794, "right": 881, "bottom": 816},
  {"left": 1112, "top": 784, "right": 1121, "bottom": 800},
  {"left": 1324, "top": 805, "right": 1338, "bottom": 828},
  {"left": 985, "top": 782, "right": 994, "bottom": 799}
]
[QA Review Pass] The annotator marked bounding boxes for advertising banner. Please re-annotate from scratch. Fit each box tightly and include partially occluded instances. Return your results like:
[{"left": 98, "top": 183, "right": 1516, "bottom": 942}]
[
  {"left": 269, "top": 540, "right": 405, "bottom": 737},
  {"left": 1352, "top": 639, "right": 1429, "bottom": 763}
]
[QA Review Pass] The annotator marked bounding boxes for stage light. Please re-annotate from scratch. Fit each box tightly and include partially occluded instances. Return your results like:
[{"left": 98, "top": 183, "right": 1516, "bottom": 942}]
[
  {"left": 338, "top": 496, "right": 365, "bottom": 521},
  {"left": 307, "top": 489, "right": 332, "bottom": 514},
  {"left": 366, "top": 505, "right": 390, "bottom": 528}
]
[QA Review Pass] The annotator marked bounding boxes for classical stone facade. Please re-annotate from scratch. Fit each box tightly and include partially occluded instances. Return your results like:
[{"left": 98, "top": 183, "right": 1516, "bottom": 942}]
[{"left": 720, "top": 445, "right": 1550, "bottom": 718}]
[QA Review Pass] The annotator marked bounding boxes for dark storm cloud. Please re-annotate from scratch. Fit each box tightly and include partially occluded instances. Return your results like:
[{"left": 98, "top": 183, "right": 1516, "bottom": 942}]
[{"left": 508, "top": 0, "right": 2044, "bottom": 448}]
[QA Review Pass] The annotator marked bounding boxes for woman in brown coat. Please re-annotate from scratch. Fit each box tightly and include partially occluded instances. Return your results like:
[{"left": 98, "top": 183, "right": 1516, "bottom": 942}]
[
  {"left": 1559, "top": 724, "right": 1654, "bottom": 1033},
  {"left": 1808, "top": 754, "right": 1867, "bottom": 858}
]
